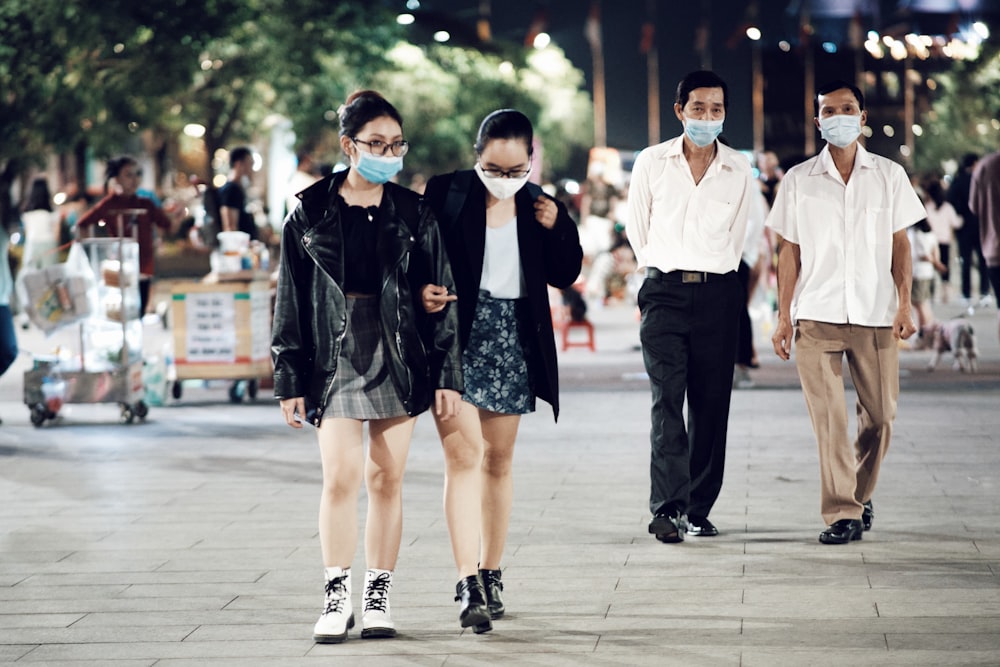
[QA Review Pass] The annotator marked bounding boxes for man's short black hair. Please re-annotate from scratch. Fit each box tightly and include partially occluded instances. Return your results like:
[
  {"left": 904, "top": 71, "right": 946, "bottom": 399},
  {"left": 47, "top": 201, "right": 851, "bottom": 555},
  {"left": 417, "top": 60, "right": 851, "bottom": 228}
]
[
  {"left": 675, "top": 70, "right": 729, "bottom": 111},
  {"left": 229, "top": 146, "right": 253, "bottom": 168},
  {"left": 815, "top": 80, "right": 865, "bottom": 116}
]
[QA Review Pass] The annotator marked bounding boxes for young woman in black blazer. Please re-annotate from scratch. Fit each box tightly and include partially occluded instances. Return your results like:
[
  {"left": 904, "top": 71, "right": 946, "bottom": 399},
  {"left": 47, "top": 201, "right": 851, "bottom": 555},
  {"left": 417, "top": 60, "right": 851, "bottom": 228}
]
[{"left": 421, "top": 109, "right": 583, "bottom": 632}]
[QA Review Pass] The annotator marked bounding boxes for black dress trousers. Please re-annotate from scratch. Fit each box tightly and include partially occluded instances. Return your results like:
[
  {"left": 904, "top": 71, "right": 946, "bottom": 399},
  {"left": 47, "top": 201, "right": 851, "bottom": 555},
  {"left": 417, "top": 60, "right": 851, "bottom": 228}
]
[{"left": 638, "top": 269, "right": 742, "bottom": 519}]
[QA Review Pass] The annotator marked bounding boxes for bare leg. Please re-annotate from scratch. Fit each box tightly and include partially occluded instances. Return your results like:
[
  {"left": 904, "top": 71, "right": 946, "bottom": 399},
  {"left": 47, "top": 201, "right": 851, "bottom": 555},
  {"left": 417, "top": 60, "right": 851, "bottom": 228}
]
[
  {"left": 316, "top": 418, "right": 365, "bottom": 567},
  {"left": 364, "top": 415, "right": 417, "bottom": 570},
  {"left": 479, "top": 411, "right": 521, "bottom": 570},
  {"left": 436, "top": 402, "right": 485, "bottom": 578}
]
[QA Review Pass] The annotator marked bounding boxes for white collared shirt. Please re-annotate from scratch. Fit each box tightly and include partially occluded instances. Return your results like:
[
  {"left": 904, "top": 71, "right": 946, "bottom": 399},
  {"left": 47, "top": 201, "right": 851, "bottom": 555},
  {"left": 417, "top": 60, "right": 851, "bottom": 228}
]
[
  {"left": 626, "top": 136, "right": 754, "bottom": 275},
  {"left": 765, "top": 143, "right": 925, "bottom": 327}
]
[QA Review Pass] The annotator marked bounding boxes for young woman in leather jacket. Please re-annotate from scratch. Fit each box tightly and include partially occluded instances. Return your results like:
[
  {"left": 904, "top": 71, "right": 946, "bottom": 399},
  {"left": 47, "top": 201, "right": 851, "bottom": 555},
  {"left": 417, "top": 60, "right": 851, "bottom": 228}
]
[
  {"left": 272, "top": 91, "right": 462, "bottom": 644},
  {"left": 420, "top": 109, "right": 584, "bottom": 633}
]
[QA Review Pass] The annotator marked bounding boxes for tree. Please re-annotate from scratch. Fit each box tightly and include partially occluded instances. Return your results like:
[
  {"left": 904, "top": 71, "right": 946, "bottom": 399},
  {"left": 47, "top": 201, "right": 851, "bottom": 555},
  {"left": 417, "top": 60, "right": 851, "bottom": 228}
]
[
  {"left": 0, "top": 1, "right": 83, "bottom": 227},
  {"left": 365, "top": 43, "right": 593, "bottom": 180},
  {"left": 167, "top": 0, "right": 402, "bottom": 180},
  {"left": 0, "top": 0, "right": 243, "bottom": 228},
  {"left": 915, "top": 41, "right": 1000, "bottom": 174}
]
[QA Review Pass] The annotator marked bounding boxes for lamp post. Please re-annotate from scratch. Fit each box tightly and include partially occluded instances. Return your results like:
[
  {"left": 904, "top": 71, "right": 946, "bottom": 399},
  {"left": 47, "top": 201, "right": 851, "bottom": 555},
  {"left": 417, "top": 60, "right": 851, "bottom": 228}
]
[
  {"left": 801, "top": 5, "right": 815, "bottom": 156},
  {"left": 644, "top": 0, "right": 659, "bottom": 146},
  {"left": 586, "top": 0, "right": 606, "bottom": 148},
  {"left": 747, "top": 22, "right": 764, "bottom": 156}
]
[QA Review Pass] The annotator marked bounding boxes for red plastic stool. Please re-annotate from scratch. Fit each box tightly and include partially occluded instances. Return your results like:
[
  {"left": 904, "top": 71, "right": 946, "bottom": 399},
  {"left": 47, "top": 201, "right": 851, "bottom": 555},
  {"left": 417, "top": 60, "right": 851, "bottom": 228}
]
[{"left": 562, "top": 318, "right": 595, "bottom": 352}]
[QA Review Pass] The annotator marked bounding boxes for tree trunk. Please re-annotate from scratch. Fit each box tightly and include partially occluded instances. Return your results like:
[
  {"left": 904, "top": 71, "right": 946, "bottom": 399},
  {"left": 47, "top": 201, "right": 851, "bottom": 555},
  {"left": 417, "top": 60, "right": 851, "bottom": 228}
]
[
  {"left": 0, "top": 159, "right": 21, "bottom": 233},
  {"left": 73, "top": 140, "right": 89, "bottom": 196}
]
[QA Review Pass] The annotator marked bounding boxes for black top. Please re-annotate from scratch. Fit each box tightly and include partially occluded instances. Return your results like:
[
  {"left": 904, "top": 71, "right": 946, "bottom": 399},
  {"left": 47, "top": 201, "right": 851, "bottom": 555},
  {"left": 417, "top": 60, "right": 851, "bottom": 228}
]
[
  {"left": 218, "top": 180, "right": 258, "bottom": 240},
  {"left": 339, "top": 197, "right": 380, "bottom": 294}
]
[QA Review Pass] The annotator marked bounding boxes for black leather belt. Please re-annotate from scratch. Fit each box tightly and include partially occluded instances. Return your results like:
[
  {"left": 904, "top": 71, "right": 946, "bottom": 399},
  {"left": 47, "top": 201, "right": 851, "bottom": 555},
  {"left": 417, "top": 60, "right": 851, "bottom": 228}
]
[{"left": 646, "top": 267, "right": 731, "bottom": 283}]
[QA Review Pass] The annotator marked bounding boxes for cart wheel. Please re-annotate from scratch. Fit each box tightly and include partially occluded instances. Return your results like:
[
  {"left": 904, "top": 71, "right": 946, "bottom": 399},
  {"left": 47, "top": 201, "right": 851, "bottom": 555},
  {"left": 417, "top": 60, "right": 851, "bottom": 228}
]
[
  {"left": 134, "top": 401, "right": 149, "bottom": 420},
  {"left": 171, "top": 381, "right": 183, "bottom": 400},
  {"left": 228, "top": 381, "right": 244, "bottom": 404},
  {"left": 30, "top": 405, "right": 47, "bottom": 427},
  {"left": 247, "top": 379, "right": 259, "bottom": 401},
  {"left": 120, "top": 404, "right": 135, "bottom": 425}
]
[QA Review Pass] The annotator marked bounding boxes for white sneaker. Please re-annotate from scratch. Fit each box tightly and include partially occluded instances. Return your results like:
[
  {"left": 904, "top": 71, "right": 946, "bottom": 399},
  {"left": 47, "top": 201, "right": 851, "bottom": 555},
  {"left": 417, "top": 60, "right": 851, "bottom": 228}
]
[
  {"left": 361, "top": 569, "right": 396, "bottom": 639},
  {"left": 313, "top": 567, "right": 354, "bottom": 643}
]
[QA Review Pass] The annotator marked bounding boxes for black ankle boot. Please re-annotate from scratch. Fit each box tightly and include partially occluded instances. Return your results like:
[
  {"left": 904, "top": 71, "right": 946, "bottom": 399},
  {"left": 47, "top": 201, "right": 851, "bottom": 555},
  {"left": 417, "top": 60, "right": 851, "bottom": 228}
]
[
  {"left": 479, "top": 568, "right": 505, "bottom": 619},
  {"left": 454, "top": 575, "right": 492, "bottom": 633}
]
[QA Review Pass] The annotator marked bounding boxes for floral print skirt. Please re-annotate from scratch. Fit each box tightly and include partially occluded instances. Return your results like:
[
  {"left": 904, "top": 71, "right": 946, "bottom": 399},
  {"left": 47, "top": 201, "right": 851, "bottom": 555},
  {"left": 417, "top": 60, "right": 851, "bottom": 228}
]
[{"left": 461, "top": 292, "right": 536, "bottom": 415}]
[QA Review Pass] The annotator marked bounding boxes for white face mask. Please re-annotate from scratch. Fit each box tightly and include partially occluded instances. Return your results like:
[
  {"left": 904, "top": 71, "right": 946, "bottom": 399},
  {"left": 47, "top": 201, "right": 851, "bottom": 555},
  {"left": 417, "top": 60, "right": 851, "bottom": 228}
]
[
  {"left": 474, "top": 163, "right": 529, "bottom": 201},
  {"left": 819, "top": 114, "right": 862, "bottom": 148}
]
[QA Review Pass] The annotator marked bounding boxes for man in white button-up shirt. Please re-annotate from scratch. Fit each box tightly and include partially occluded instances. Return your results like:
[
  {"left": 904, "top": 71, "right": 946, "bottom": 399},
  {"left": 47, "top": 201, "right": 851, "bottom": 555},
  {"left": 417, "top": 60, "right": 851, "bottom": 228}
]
[
  {"left": 766, "top": 80, "right": 924, "bottom": 546},
  {"left": 627, "top": 70, "right": 754, "bottom": 544}
]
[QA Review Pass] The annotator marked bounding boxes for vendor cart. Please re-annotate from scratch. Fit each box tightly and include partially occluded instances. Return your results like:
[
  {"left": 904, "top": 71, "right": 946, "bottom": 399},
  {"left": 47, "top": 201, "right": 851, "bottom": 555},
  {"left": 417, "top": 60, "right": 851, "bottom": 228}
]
[
  {"left": 23, "top": 222, "right": 148, "bottom": 426},
  {"left": 169, "top": 276, "right": 272, "bottom": 403}
]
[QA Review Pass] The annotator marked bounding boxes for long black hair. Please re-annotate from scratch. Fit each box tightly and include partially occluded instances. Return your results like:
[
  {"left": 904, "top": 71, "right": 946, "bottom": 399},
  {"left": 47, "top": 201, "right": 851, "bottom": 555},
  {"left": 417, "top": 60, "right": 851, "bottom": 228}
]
[
  {"left": 923, "top": 175, "right": 947, "bottom": 209},
  {"left": 474, "top": 109, "right": 534, "bottom": 156},
  {"left": 338, "top": 90, "right": 403, "bottom": 139},
  {"left": 23, "top": 177, "right": 53, "bottom": 212}
]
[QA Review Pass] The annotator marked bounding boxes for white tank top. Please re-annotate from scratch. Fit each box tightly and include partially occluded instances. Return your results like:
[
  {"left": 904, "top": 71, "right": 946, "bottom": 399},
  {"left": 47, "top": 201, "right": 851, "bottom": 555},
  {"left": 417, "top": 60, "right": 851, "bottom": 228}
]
[{"left": 480, "top": 216, "right": 524, "bottom": 299}]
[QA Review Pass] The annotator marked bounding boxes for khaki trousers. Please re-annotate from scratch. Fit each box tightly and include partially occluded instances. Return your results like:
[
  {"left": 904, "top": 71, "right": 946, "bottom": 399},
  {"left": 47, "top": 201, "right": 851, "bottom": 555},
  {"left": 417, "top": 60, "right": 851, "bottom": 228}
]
[{"left": 794, "top": 320, "right": 899, "bottom": 525}]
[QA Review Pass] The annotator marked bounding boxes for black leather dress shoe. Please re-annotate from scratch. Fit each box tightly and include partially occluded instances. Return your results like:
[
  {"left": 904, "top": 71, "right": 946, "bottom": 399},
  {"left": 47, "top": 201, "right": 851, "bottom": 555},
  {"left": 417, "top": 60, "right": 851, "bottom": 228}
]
[
  {"left": 819, "top": 519, "right": 863, "bottom": 544},
  {"left": 649, "top": 511, "right": 685, "bottom": 543},
  {"left": 686, "top": 515, "right": 719, "bottom": 537},
  {"left": 861, "top": 501, "right": 874, "bottom": 531}
]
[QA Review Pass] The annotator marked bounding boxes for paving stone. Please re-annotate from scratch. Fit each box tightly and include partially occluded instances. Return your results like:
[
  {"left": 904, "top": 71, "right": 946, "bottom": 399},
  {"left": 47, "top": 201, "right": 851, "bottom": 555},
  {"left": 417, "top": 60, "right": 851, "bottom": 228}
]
[{"left": 1, "top": 301, "right": 997, "bottom": 664}]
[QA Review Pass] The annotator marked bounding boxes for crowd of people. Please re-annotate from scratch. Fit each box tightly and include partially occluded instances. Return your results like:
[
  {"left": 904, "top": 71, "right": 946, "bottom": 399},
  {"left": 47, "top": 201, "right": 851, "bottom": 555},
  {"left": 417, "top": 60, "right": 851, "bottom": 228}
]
[{"left": 4, "top": 67, "right": 999, "bottom": 647}]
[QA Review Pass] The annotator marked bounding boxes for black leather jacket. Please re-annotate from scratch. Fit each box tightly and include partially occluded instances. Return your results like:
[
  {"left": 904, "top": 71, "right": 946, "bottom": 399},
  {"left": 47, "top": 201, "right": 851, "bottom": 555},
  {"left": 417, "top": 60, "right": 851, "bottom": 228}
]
[{"left": 271, "top": 172, "right": 462, "bottom": 425}]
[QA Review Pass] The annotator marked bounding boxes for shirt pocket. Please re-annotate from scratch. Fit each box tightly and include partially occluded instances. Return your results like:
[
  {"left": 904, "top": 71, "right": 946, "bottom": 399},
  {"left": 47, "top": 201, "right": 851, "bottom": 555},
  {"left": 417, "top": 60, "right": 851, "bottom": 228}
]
[
  {"left": 863, "top": 207, "right": 891, "bottom": 250},
  {"left": 694, "top": 198, "right": 735, "bottom": 250}
]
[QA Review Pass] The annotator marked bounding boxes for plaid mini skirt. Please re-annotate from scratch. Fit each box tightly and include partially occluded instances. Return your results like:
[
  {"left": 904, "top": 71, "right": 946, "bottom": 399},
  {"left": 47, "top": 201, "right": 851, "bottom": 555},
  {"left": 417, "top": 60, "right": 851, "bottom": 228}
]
[
  {"left": 325, "top": 297, "right": 409, "bottom": 420},
  {"left": 461, "top": 292, "right": 536, "bottom": 415}
]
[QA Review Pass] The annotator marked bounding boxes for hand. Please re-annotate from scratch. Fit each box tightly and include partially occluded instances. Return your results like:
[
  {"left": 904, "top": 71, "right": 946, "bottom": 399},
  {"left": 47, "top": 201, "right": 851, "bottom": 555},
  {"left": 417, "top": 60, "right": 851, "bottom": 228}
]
[
  {"left": 434, "top": 389, "right": 463, "bottom": 421},
  {"left": 893, "top": 308, "right": 917, "bottom": 340},
  {"left": 280, "top": 397, "right": 306, "bottom": 428},
  {"left": 771, "top": 318, "right": 794, "bottom": 361},
  {"left": 533, "top": 195, "right": 557, "bottom": 229},
  {"left": 421, "top": 284, "right": 457, "bottom": 314}
]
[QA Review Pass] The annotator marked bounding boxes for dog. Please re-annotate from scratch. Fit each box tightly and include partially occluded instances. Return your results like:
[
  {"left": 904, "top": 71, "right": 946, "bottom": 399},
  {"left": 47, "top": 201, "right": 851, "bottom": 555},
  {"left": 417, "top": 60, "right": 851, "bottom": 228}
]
[{"left": 927, "top": 318, "right": 979, "bottom": 373}]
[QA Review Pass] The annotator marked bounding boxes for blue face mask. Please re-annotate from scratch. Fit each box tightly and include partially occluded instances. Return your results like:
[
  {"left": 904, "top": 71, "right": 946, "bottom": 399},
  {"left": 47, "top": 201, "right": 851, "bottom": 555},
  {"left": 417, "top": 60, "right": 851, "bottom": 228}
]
[
  {"left": 818, "top": 114, "right": 862, "bottom": 148},
  {"left": 684, "top": 118, "right": 724, "bottom": 147},
  {"left": 354, "top": 151, "right": 403, "bottom": 185}
]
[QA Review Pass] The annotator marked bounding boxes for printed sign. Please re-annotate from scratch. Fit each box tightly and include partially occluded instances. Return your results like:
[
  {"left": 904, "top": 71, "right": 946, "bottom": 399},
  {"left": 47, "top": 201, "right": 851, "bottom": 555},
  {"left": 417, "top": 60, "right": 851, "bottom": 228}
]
[{"left": 184, "top": 292, "right": 237, "bottom": 362}]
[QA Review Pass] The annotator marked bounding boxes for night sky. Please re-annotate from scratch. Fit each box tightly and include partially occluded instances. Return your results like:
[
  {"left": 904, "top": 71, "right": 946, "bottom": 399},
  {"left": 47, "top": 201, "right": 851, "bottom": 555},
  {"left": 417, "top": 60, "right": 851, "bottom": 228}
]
[
  {"left": 407, "top": 1, "right": 999, "bottom": 159},
  {"left": 409, "top": 1, "right": 822, "bottom": 152}
]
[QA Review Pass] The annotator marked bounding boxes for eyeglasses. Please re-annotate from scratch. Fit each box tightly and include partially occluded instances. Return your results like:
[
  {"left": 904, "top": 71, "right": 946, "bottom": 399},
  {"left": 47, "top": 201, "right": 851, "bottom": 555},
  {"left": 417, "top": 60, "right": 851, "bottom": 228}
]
[
  {"left": 478, "top": 164, "right": 531, "bottom": 179},
  {"left": 352, "top": 137, "right": 409, "bottom": 157}
]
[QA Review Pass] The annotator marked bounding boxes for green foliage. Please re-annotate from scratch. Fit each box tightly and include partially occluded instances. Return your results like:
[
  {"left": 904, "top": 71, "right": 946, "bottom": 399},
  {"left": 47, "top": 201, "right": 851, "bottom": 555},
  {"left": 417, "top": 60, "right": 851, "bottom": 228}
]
[
  {"left": 915, "top": 41, "right": 1000, "bottom": 174},
  {"left": 0, "top": 0, "right": 593, "bottom": 229},
  {"left": 365, "top": 43, "right": 592, "bottom": 180}
]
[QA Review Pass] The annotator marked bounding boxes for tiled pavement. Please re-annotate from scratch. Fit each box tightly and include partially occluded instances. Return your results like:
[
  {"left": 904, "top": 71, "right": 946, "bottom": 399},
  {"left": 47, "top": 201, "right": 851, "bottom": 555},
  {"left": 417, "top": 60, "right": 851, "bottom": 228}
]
[{"left": 1, "top": 296, "right": 998, "bottom": 666}]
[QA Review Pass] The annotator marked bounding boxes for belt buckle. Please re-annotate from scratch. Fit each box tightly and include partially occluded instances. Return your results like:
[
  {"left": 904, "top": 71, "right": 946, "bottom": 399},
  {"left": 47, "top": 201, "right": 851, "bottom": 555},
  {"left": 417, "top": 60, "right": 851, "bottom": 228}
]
[{"left": 681, "top": 271, "right": 705, "bottom": 284}]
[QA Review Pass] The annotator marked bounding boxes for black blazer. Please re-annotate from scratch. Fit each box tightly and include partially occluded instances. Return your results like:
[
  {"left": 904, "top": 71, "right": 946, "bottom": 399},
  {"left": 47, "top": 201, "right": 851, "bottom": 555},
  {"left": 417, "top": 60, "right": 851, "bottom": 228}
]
[{"left": 423, "top": 170, "right": 583, "bottom": 420}]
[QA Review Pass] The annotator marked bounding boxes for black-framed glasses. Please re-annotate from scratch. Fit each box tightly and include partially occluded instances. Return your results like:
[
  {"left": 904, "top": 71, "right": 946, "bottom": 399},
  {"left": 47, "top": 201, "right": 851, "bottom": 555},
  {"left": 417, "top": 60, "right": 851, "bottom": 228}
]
[
  {"left": 352, "top": 137, "right": 409, "bottom": 157},
  {"left": 478, "top": 164, "right": 531, "bottom": 179}
]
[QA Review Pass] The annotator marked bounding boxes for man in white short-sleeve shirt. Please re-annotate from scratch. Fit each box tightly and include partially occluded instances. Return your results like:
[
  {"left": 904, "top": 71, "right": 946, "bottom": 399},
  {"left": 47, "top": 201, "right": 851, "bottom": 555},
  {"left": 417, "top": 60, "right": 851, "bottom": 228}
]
[
  {"left": 766, "top": 80, "right": 924, "bottom": 545},
  {"left": 627, "top": 70, "right": 754, "bottom": 544}
]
